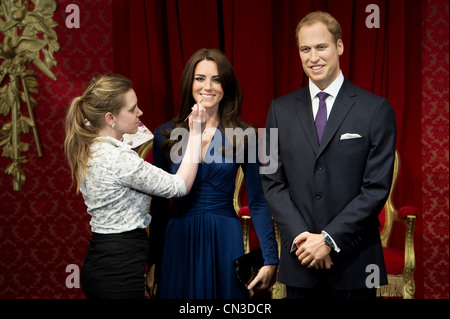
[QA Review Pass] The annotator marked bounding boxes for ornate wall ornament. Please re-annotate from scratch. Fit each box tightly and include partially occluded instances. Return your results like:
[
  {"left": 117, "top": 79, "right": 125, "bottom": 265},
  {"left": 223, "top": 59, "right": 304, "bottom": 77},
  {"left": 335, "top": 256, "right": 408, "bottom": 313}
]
[{"left": 0, "top": 0, "right": 59, "bottom": 191}]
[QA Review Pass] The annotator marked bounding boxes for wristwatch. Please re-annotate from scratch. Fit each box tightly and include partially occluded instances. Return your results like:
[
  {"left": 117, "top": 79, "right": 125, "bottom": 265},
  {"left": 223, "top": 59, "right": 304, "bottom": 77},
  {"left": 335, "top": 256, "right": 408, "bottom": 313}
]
[{"left": 323, "top": 233, "right": 334, "bottom": 250}]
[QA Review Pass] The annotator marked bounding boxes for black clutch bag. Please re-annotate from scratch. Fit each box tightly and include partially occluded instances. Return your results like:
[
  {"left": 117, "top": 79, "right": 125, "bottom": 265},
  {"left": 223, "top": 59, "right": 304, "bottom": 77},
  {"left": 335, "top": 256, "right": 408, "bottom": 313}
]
[{"left": 233, "top": 248, "right": 264, "bottom": 291}]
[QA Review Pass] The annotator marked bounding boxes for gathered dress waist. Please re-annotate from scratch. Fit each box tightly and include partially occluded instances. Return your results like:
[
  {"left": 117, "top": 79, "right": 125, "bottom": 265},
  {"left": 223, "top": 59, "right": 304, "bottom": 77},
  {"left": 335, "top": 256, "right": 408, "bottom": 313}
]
[{"left": 171, "top": 186, "right": 236, "bottom": 218}]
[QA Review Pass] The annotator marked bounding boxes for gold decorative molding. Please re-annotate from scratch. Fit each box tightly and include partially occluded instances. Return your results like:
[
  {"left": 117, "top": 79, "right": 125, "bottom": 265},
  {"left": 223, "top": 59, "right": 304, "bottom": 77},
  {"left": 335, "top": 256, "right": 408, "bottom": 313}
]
[{"left": 0, "top": 0, "right": 59, "bottom": 191}]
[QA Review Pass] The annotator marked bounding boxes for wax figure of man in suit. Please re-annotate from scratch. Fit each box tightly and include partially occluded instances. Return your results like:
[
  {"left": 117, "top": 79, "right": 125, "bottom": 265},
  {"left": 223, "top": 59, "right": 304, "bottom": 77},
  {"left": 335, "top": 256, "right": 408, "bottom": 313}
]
[{"left": 261, "top": 11, "right": 397, "bottom": 299}]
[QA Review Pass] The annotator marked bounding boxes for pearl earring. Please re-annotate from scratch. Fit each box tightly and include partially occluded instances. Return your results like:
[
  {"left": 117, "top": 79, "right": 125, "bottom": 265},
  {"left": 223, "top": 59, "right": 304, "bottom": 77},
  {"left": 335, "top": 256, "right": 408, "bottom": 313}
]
[{"left": 112, "top": 123, "right": 116, "bottom": 128}]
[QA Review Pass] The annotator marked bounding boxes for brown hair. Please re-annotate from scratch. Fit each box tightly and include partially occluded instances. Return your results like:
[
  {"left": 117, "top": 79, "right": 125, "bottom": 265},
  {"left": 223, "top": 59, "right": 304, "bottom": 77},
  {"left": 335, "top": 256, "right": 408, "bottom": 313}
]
[
  {"left": 295, "top": 11, "right": 342, "bottom": 47},
  {"left": 162, "top": 48, "right": 251, "bottom": 156},
  {"left": 64, "top": 74, "right": 133, "bottom": 192}
]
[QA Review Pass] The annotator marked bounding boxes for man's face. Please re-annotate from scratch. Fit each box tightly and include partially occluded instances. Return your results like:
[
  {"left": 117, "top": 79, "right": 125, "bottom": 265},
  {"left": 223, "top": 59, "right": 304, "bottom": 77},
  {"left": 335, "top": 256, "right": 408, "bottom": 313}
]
[{"left": 297, "top": 22, "right": 344, "bottom": 90}]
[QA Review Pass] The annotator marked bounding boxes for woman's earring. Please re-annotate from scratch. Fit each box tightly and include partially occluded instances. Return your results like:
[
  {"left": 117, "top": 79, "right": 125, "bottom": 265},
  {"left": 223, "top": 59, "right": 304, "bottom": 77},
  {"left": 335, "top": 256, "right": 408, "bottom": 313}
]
[{"left": 112, "top": 123, "right": 116, "bottom": 129}]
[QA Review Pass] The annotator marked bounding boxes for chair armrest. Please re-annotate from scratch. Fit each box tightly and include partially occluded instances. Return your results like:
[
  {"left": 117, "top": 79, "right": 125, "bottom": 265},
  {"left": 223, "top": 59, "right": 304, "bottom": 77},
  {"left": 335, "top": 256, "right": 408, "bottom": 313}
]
[
  {"left": 397, "top": 205, "right": 417, "bottom": 220},
  {"left": 239, "top": 212, "right": 252, "bottom": 254},
  {"left": 137, "top": 139, "right": 154, "bottom": 159},
  {"left": 238, "top": 206, "right": 250, "bottom": 219}
]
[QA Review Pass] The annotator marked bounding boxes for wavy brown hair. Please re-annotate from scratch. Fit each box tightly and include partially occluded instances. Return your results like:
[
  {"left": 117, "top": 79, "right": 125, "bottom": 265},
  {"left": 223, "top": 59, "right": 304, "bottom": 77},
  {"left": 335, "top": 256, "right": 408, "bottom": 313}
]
[{"left": 162, "top": 48, "right": 252, "bottom": 156}]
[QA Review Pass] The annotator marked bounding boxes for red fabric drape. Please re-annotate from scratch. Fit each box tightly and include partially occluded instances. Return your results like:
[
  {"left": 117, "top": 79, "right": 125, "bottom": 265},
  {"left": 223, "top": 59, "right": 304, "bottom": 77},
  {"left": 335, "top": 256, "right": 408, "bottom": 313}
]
[{"left": 112, "top": 0, "right": 423, "bottom": 296}]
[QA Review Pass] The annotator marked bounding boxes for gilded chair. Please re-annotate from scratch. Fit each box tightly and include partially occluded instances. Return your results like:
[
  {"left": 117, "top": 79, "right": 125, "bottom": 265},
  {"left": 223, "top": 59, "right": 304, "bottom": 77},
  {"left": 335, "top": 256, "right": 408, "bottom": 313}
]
[
  {"left": 234, "top": 150, "right": 417, "bottom": 299},
  {"left": 137, "top": 139, "right": 154, "bottom": 159},
  {"left": 233, "top": 166, "right": 286, "bottom": 299},
  {"left": 377, "top": 150, "right": 417, "bottom": 299}
]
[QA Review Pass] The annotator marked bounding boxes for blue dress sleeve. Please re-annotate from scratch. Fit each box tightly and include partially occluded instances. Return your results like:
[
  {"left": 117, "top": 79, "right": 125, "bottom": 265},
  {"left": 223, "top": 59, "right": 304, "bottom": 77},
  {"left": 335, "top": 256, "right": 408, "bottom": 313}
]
[{"left": 242, "top": 159, "right": 279, "bottom": 266}]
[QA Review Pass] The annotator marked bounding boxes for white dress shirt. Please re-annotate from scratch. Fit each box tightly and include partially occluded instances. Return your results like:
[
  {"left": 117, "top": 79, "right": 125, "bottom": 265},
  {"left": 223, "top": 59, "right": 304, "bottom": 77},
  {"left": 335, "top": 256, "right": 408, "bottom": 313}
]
[
  {"left": 80, "top": 136, "right": 186, "bottom": 234},
  {"left": 309, "top": 70, "right": 344, "bottom": 120}
]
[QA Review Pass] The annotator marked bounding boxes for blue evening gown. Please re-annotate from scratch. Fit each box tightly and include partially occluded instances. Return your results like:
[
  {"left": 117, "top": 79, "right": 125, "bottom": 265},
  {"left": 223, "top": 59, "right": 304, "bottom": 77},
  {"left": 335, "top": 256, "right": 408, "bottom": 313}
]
[{"left": 148, "top": 123, "right": 278, "bottom": 299}]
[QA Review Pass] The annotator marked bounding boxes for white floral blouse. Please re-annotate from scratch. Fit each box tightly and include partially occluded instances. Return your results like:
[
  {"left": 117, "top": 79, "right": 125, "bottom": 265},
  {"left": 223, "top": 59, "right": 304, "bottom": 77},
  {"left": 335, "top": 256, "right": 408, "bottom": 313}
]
[{"left": 80, "top": 136, "right": 186, "bottom": 234}]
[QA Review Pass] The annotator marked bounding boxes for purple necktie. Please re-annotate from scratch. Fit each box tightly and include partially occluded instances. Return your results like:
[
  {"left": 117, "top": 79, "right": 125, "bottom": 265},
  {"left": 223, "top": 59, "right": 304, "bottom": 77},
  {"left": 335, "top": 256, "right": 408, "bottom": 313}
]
[{"left": 315, "top": 92, "right": 329, "bottom": 144}]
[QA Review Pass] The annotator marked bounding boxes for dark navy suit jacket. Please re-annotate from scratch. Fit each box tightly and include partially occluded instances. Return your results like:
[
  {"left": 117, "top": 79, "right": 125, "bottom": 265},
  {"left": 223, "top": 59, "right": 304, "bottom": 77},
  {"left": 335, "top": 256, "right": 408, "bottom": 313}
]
[{"left": 261, "top": 79, "right": 397, "bottom": 289}]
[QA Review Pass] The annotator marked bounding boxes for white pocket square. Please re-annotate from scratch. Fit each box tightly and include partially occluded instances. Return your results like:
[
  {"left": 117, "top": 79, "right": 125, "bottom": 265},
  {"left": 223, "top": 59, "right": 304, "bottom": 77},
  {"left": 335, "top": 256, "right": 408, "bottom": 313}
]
[{"left": 340, "top": 133, "right": 362, "bottom": 140}]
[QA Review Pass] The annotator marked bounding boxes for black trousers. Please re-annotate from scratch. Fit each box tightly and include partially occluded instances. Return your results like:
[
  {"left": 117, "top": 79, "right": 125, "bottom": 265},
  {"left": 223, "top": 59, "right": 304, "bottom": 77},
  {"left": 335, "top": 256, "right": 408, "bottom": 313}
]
[
  {"left": 80, "top": 228, "right": 149, "bottom": 299},
  {"left": 286, "top": 276, "right": 377, "bottom": 300}
]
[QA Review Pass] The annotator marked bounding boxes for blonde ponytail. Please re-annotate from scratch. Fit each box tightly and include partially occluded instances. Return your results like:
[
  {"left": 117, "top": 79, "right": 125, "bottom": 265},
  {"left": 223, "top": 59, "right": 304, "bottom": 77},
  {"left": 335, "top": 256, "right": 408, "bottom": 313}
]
[
  {"left": 64, "top": 74, "right": 133, "bottom": 192},
  {"left": 64, "top": 96, "right": 97, "bottom": 192}
]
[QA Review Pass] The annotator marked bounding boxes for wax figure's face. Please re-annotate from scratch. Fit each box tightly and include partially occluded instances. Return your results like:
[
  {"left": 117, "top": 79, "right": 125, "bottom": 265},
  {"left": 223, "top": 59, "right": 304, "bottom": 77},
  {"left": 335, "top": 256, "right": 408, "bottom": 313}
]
[
  {"left": 192, "top": 60, "right": 224, "bottom": 109},
  {"left": 113, "top": 89, "right": 143, "bottom": 135},
  {"left": 297, "top": 22, "right": 344, "bottom": 90}
]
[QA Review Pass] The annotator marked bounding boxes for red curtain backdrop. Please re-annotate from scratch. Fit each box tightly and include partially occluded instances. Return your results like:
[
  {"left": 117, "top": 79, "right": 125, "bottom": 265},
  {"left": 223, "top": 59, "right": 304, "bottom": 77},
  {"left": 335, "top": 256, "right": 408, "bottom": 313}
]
[{"left": 0, "top": 0, "right": 447, "bottom": 299}]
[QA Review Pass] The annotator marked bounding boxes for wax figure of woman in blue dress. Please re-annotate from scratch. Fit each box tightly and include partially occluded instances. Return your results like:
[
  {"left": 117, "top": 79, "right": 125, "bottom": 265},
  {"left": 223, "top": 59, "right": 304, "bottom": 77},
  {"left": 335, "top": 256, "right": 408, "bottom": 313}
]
[{"left": 146, "top": 48, "right": 279, "bottom": 299}]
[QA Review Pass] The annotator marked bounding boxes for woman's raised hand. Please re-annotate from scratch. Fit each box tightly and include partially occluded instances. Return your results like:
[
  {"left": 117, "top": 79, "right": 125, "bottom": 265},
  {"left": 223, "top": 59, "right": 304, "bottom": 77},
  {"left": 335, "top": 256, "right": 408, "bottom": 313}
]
[{"left": 188, "top": 101, "right": 206, "bottom": 133}]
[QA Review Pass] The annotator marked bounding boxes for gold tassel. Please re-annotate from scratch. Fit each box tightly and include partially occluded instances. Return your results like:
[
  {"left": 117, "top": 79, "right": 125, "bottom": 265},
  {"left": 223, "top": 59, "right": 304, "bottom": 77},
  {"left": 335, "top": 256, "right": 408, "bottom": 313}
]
[{"left": 377, "top": 275, "right": 404, "bottom": 298}]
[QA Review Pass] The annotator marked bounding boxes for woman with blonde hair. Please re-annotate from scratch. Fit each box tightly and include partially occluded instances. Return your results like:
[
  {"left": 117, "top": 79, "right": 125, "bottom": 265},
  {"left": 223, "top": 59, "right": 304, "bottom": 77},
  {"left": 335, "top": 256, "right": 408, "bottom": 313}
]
[{"left": 64, "top": 74, "right": 205, "bottom": 298}]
